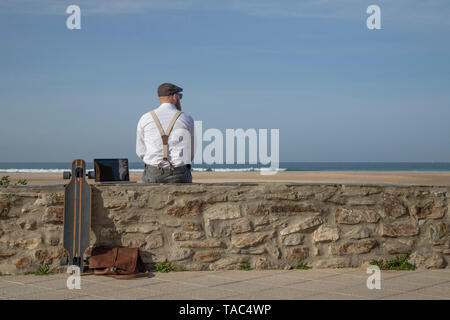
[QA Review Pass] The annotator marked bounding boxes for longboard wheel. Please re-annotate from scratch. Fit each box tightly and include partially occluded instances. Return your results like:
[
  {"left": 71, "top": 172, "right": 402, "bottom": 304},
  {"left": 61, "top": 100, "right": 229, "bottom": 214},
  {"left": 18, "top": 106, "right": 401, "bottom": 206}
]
[
  {"left": 87, "top": 171, "right": 95, "bottom": 179},
  {"left": 63, "top": 171, "right": 71, "bottom": 179}
]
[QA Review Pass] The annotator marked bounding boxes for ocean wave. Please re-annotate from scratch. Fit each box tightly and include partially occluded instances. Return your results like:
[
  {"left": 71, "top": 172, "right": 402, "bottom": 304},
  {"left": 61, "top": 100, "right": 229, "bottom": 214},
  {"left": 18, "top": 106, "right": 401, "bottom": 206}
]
[
  {"left": 0, "top": 169, "right": 70, "bottom": 173},
  {"left": 0, "top": 167, "right": 286, "bottom": 173},
  {"left": 192, "top": 167, "right": 287, "bottom": 172}
]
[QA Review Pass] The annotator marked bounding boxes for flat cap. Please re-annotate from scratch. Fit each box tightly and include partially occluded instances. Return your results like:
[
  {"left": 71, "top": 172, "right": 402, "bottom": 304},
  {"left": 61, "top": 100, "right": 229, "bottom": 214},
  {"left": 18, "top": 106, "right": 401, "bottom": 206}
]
[{"left": 158, "top": 83, "right": 183, "bottom": 97}]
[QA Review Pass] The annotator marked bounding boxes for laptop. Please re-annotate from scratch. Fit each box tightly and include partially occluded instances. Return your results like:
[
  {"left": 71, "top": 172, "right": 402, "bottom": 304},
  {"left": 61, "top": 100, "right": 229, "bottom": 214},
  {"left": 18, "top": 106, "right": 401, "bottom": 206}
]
[{"left": 93, "top": 158, "right": 130, "bottom": 183}]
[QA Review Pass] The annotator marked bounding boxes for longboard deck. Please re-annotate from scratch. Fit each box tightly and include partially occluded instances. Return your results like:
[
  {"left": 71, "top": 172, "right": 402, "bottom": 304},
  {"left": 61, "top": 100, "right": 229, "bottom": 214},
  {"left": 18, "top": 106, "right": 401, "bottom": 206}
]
[{"left": 63, "top": 159, "right": 91, "bottom": 270}]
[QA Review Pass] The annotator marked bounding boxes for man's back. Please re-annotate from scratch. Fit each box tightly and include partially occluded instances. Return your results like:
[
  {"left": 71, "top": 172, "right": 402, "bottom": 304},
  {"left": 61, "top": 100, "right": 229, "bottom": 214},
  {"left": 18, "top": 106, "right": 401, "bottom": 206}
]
[{"left": 136, "top": 102, "right": 194, "bottom": 168}]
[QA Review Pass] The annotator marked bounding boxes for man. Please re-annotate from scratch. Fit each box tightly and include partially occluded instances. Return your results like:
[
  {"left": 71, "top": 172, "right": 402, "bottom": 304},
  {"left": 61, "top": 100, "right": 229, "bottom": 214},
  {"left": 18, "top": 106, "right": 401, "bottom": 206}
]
[{"left": 136, "top": 83, "right": 194, "bottom": 183}]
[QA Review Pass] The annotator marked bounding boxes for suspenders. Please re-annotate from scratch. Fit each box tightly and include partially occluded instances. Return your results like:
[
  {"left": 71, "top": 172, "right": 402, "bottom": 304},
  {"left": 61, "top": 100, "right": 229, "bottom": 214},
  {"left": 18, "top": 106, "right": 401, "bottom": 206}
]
[{"left": 150, "top": 110, "right": 182, "bottom": 170}]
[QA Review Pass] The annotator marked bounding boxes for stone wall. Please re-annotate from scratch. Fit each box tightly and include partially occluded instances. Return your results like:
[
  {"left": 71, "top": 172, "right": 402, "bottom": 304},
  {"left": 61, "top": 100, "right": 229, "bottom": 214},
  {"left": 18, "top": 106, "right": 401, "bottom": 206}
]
[{"left": 0, "top": 183, "right": 449, "bottom": 275}]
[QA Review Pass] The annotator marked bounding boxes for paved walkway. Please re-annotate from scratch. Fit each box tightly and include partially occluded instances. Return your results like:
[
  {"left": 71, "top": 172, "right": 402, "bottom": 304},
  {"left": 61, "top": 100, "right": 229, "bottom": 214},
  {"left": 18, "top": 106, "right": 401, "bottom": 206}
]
[{"left": 0, "top": 269, "right": 449, "bottom": 300}]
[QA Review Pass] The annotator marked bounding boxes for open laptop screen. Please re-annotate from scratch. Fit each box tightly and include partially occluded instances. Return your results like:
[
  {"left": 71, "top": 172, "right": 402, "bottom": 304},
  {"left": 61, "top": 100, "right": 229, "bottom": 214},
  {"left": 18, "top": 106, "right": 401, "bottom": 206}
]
[{"left": 93, "top": 159, "right": 129, "bottom": 182}]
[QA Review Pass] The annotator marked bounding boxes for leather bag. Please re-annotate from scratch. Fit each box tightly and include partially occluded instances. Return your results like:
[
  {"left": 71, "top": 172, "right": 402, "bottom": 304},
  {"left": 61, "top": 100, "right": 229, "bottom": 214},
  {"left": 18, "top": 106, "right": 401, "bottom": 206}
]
[{"left": 89, "top": 247, "right": 148, "bottom": 279}]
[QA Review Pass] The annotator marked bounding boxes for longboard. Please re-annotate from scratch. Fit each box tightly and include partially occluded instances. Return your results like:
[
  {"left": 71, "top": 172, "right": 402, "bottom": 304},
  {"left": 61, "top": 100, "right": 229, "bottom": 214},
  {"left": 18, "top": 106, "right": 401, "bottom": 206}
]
[{"left": 63, "top": 159, "right": 92, "bottom": 271}]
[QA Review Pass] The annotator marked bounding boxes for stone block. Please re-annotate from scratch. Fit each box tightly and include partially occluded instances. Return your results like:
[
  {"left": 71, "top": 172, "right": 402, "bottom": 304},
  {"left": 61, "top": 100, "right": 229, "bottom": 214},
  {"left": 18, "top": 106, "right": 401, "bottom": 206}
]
[
  {"left": 346, "top": 197, "right": 379, "bottom": 206},
  {"left": 179, "top": 240, "right": 224, "bottom": 248},
  {"left": 203, "top": 204, "right": 241, "bottom": 237},
  {"left": 246, "top": 202, "right": 320, "bottom": 216},
  {"left": 381, "top": 220, "right": 419, "bottom": 237},
  {"left": 312, "top": 225, "right": 340, "bottom": 243},
  {"left": 41, "top": 207, "right": 64, "bottom": 224},
  {"left": 145, "top": 233, "right": 164, "bottom": 249},
  {"left": 167, "top": 200, "right": 205, "bottom": 218},
  {"left": 382, "top": 239, "right": 414, "bottom": 254},
  {"left": 209, "top": 257, "right": 248, "bottom": 270},
  {"left": 312, "top": 257, "right": 351, "bottom": 268},
  {"left": 8, "top": 237, "right": 42, "bottom": 250},
  {"left": 336, "top": 208, "right": 380, "bottom": 224},
  {"left": 429, "top": 222, "right": 448, "bottom": 245},
  {"left": 124, "top": 223, "right": 159, "bottom": 234},
  {"left": 382, "top": 194, "right": 408, "bottom": 219},
  {"left": 14, "top": 257, "right": 31, "bottom": 269},
  {"left": 231, "top": 232, "right": 271, "bottom": 248},
  {"left": 288, "top": 247, "right": 309, "bottom": 261},
  {"left": 172, "top": 231, "right": 204, "bottom": 241},
  {"left": 168, "top": 248, "right": 193, "bottom": 261},
  {"left": 280, "top": 216, "right": 323, "bottom": 235},
  {"left": 230, "top": 247, "right": 266, "bottom": 255},
  {"left": 331, "top": 239, "right": 378, "bottom": 255},
  {"left": 283, "top": 233, "right": 304, "bottom": 246},
  {"left": 417, "top": 202, "right": 447, "bottom": 220},
  {"left": 193, "top": 251, "right": 222, "bottom": 262},
  {"left": 182, "top": 222, "right": 203, "bottom": 231},
  {"left": 231, "top": 218, "right": 252, "bottom": 234},
  {"left": 342, "top": 226, "right": 372, "bottom": 240}
]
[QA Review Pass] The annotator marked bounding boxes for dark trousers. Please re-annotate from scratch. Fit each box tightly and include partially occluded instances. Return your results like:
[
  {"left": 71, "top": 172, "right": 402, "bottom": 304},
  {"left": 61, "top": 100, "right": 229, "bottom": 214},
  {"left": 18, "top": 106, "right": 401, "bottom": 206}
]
[{"left": 142, "top": 164, "right": 192, "bottom": 183}]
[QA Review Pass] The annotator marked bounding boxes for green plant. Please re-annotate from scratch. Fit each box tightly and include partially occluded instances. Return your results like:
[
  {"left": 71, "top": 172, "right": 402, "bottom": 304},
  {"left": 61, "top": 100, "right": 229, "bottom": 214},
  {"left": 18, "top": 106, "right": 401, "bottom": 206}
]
[
  {"left": 154, "top": 262, "right": 174, "bottom": 273},
  {"left": 0, "top": 176, "right": 28, "bottom": 186},
  {"left": 370, "top": 254, "right": 416, "bottom": 271},
  {"left": 16, "top": 179, "right": 27, "bottom": 185},
  {"left": 239, "top": 261, "right": 251, "bottom": 271},
  {"left": 0, "top": 176, "right": 10, "bottom": 186},
  {"left": 35, "top": 265, "right": 52, "bottom": 275},
  {"left": 296, "top": 263, "right": 311, "bottom": 270}
]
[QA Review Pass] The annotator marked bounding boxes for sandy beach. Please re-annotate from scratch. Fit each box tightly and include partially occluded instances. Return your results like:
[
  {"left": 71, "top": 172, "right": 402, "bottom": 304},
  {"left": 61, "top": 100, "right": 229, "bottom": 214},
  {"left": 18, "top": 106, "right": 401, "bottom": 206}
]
[{"left": 1, "top": 171, "right": 450, "bottom": 186}]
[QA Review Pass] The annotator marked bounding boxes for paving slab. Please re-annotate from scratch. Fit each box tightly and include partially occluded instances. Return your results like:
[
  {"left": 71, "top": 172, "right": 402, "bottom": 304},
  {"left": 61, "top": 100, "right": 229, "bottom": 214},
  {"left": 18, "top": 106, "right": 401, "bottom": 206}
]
[
  {"left": 0, "top": 270, "right": 448, "bottom": 300},
  {"left": 303, "top": 292, "right": 370, "bottom": 300},
  {"left": 245, "top": 274, "right": 311, "bottom": 287},
  {"left": 133, "top": 280, "right": 207, "bottom": 298},
  {"left": 330, "top": 284, "right": 406, "bottom": 299},
  {"left": 211, "top": 281, "right": 274, "bottom": 294},
  {"left": 246, "top": 287, "right": 322, "bottom": 300},
  {"left": 411, "top": 285, "right": 450, "bottom": 299},
  {"left": 0, "top": 284, "right": 53, "bottom": 299},
  {"left": 285, "top": 279, "right": 355, "bottom": 292},
  {"left": 176, "top": 275, "right": 241, "bottom": 287},
  {"left": 73, "top": 284, "right": 157, "bottom": 299},
  {"left": 19, "top": 289, "right": 89, "bottom": 300},
  {"left": 144, "top": 287, "right": 236, "bottom": 300},
  {"left": 380, "top": 292, "right": 444, "bottom": 300},
  {"left": 395, "top": 274, "right": 449, "bottom": 286}
]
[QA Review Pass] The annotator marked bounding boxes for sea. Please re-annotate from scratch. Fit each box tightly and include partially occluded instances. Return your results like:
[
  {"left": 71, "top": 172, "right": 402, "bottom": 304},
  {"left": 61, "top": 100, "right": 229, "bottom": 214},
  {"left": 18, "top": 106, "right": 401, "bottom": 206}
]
[{"left": 0, "top": 162, "right": 449, "bottom": 173}]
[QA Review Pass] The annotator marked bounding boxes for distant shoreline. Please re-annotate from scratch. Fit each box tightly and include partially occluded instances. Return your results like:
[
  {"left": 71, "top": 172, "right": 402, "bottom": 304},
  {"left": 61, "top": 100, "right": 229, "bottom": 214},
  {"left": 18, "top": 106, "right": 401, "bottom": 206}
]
[
  {"left": 1, "top": 162, "right": 450, "bottom": 173},
  {"left": 3, "top": 171, "right": 450, "bottom": 186}
]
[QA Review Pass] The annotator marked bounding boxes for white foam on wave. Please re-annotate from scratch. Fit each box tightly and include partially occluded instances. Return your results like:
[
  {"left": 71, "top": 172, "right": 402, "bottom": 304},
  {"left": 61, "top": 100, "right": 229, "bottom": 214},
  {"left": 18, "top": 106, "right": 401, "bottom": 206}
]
[
  {"left": 192, "top": 167, "right": 287, "bottom": 172},
  {"left": 0, "top": 169, "right": 69, "bottom": 173},
  {"left": 1, "top": 167, "right": 287, "bottom": 173}
]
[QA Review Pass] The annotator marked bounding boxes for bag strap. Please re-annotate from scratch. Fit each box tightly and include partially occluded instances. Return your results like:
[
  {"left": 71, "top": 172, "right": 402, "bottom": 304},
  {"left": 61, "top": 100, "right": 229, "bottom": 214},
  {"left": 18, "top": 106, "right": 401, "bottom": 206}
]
[{"left": 150, "top": 110, "right": 182, "bottom": 169}]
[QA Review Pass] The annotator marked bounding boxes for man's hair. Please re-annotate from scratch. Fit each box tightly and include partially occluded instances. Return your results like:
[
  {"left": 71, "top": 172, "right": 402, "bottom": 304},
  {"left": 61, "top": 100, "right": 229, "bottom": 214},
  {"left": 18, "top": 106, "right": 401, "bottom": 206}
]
[{"left": 158, "top": 83, "right": 183, "bottom": 97}]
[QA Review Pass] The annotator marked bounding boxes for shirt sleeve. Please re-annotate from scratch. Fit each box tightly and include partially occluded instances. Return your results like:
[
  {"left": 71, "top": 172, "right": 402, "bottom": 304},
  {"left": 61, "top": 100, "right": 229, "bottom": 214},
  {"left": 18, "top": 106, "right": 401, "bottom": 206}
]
[{"left": 136, "top": 118, "right": 146, "bottom": 160}]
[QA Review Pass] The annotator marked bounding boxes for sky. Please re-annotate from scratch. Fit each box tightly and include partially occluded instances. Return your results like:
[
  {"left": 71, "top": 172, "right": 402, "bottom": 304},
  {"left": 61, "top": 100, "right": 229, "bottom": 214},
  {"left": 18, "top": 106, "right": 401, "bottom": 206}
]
[{"left": 0, "top": 0, "right": 449, "bottom": 163}]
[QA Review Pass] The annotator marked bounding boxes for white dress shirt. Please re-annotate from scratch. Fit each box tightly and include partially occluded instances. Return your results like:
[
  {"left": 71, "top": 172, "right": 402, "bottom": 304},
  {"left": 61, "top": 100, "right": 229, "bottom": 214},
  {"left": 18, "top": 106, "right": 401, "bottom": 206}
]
[{"left": 136, "top": 103, "right": 194, "bottom": 167}]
